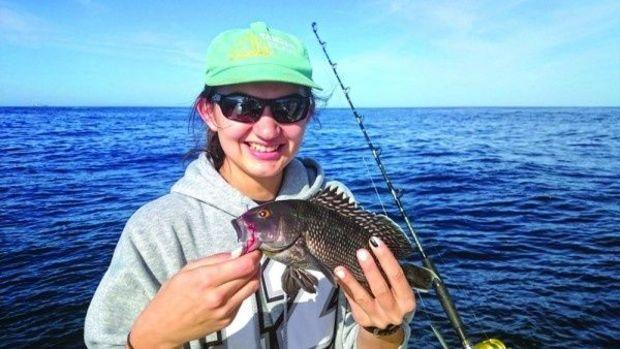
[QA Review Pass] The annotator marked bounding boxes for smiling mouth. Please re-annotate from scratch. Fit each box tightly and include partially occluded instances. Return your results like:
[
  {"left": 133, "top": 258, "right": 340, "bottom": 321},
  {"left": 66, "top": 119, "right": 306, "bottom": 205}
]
[{"left": 247, "top": 142, "right": 282, "bottom": 153}]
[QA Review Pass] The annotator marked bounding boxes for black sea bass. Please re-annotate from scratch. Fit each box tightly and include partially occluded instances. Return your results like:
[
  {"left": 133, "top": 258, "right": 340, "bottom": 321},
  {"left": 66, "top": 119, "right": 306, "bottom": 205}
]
[{"left": 231, "top": 186, "right": 437, "bottom": 297}]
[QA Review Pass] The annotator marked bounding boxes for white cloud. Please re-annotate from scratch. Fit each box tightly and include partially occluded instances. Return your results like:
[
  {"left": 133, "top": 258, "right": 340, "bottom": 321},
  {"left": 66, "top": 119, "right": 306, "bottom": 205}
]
[
  {"left": 317, "top": 0, "right": 620, "bottom": 106},
  {"left": 374, "top": 0, "right": 620, "bottom": 59},
  {"left": 124, "top": 30, "right": 204, "bottom": 66},
  {"left": 0, "top": 3, "right": 50, "bottom": 44},
  {"left": 0, "top": 5, "right": 203, "bottom": 72}
]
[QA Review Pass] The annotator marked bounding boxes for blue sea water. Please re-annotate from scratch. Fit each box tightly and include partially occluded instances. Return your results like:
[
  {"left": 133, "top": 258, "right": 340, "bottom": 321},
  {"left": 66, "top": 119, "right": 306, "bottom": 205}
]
[{"left": 1, "top": 106, "right": 619, "bottom": 348}]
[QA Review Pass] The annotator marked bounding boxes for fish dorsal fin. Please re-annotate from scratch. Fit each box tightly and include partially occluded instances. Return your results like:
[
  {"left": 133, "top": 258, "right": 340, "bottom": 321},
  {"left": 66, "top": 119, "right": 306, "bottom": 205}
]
[
  {"left": 310, "top": 186, "right": 412, "bottom": 259},
  {"left": 310, "top": 185, "right": 359, "bottom": 214}
]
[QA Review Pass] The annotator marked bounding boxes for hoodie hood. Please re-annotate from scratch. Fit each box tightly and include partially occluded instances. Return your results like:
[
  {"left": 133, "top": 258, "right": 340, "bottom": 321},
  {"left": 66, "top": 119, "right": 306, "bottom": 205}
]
[{"left": 171, "top": 153, "right": 325, "bottom": 217}]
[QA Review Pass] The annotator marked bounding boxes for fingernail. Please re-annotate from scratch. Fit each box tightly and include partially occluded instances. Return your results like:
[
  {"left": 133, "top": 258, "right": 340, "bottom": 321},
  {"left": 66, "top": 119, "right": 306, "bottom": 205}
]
[
  {"left": 334, "top": 267, "right": 345, "bottom": 279},
  {"left": 230, "top": 247, "right": 243, "bottom": 258},
  {"left": 357, "top": 249, "right": 369, "bottom": 262},
  {"left": 370, "top": 236, "right": 381, "bottom": 248}
]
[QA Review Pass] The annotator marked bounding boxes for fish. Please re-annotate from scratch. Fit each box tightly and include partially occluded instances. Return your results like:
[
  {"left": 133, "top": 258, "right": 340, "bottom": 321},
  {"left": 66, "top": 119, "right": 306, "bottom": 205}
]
[{"left": 231, "top": 185, "right": 437, "bottom": 297}]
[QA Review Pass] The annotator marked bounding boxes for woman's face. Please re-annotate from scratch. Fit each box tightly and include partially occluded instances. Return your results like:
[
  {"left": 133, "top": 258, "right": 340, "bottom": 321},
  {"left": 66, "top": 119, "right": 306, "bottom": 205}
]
[{"left": 199, "top": 82, "right": 311, "bottom": 183}]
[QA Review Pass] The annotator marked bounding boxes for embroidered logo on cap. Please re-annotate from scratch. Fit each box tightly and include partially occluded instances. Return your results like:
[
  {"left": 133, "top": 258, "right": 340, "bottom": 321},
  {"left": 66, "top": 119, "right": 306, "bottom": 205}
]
[{"left": 229, "top": 32, "right": 272, "bottom": 61}]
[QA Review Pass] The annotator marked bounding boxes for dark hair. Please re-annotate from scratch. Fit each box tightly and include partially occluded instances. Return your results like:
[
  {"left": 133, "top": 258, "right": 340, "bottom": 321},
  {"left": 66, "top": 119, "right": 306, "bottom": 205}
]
[{"left": 187, "top": 84, "right": 321, "bottom": 170}]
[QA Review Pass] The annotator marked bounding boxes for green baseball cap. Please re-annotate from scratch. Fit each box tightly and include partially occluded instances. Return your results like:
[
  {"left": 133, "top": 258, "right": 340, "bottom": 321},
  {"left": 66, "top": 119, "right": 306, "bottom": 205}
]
[{"left": 204, "top": 22, "right": 321, "bottom": 90}]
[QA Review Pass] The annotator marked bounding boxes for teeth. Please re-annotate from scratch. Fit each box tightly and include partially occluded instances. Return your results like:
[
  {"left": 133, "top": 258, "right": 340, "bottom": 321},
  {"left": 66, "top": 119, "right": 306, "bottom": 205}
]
[{"left": 249, "top": 142, "right": 278, "bottom": 153}]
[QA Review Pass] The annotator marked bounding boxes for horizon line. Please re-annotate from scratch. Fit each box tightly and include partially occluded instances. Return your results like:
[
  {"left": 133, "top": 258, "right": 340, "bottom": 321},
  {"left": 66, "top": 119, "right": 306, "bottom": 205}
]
[{"left": 2, "top": 105, "right": 619, "bottom": 109}]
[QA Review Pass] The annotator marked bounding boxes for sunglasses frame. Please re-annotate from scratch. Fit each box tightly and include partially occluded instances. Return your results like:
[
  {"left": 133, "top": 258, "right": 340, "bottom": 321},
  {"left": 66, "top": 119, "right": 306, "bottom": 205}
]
[{"left": 210, "top": 92, "right": 313, "bottom": 124}]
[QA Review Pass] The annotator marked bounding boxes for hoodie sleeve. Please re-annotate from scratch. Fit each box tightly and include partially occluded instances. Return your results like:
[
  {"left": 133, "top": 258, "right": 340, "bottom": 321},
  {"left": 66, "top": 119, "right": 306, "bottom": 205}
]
[
  {"left": 326, "top": 180, "right": 413, "bottom": 349},
  {"left": 84, "top": 200, "right": 185, "bottom": 348}
]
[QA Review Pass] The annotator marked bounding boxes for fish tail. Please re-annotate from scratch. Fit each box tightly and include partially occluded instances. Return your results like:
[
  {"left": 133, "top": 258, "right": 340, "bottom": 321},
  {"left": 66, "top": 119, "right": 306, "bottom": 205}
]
[{"left": 402, "top": 263, "right": 438, "bottom": 292}]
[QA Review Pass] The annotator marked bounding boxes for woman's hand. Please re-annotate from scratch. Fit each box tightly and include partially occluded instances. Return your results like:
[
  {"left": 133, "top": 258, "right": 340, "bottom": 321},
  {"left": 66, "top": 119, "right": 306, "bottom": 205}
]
[
  {"left": 334, "top": 237, "right": 415, "bottom": 348},
  {"left": 129, "top": 250, "right": 262, "bottom": 349}
]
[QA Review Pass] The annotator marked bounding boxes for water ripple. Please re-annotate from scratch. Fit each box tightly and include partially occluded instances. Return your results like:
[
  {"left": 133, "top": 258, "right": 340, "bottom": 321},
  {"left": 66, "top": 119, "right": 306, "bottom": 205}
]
[{"left": 2, "top": 107, "right": 619, "bottom": 348}]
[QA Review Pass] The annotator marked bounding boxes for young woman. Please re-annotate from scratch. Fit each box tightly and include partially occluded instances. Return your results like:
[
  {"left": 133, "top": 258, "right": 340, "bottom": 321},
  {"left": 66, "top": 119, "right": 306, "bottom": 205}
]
[{"left": 85, "top": 22, "right": 415, "bottom": 349}]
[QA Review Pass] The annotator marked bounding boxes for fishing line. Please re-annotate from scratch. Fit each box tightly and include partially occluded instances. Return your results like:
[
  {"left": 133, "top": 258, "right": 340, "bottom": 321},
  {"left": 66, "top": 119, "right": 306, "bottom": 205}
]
[
  {"left": 311, "top": 22, "right": 505, "bottom": 349},
  {"left": 363, "top": 135, "right": 450, "bottom": 349},
  {"left": 404, "top": 192, "right": 493, "bottom": 344},
  {"left": 363, "top": 128, "right": 485, "bottom": 347},
  {"left": 420, "top": 223, "right": 493, "bottom": 345},
  {"left": 362, "top": 155, "right": 387, "bottom": 215}
]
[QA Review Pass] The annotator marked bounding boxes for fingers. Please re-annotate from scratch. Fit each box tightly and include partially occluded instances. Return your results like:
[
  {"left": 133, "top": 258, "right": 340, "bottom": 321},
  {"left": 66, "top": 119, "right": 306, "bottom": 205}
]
[
  {"left": 343, "top": 292, "right": 372, "bottom": 326},
  {"left": 216, "top": 270, "right": 258, "bottom": 296},
  {"left": 208, "top": 276, "right": 261, "bottom": 330},
  {"left": 203, "top": 267, "right": 260, "bottom": 312},
  {"left": 335, "top": 238, "right": 416, "bottom": 329},
  {"left": 334, "top": 265, "right": 392, "bottom": 329},
  {"left": 356, "top": 248, "right": 395, "bottom": 310},
  {"left": 183, "top": 252, "right": 232, "bottom": 271},
  {"left": 369, "top": 237, "right": 415, "bottom": 313},
  {"left": 194, "top": 250, "right": 262, "bottom": 286},
  {"left": 223, "top": 276, "right": 261, "bottom": 315},
  {"left": 334, "top": 266, "right": 372, "bottom": 325}
]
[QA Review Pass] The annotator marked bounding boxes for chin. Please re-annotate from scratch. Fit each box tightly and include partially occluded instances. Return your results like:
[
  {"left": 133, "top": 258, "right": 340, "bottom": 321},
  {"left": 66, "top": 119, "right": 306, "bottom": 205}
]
[
  {"left": 248, "top": 165, "right": 285, "bottom": 178},
  {"left": 246, "top": 158, "right": 291, "bottom": 178}
]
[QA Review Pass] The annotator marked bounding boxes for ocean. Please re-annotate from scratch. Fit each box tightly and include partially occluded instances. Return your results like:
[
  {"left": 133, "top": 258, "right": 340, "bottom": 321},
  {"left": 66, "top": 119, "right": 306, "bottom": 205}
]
[{"left": 1, "top": 106, "right": 618, "bottom": 348}]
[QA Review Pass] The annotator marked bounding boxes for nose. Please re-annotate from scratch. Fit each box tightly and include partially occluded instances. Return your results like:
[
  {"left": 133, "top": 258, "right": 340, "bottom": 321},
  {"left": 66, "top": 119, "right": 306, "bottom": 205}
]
[{"left": 253, "top": 106, "right": 281, "bottom": 139}]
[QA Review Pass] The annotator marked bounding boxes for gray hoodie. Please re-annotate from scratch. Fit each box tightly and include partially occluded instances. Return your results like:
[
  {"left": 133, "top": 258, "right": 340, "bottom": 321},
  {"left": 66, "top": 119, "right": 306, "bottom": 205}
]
[{"left": 84, "top": 153, "right": 411, "bottom": 348}]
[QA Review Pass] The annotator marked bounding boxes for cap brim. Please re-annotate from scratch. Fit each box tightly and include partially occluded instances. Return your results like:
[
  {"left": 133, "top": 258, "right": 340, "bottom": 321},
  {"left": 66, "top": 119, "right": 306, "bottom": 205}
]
[{"left": 206, "top": 64, "right": 322, "bottom": 90}]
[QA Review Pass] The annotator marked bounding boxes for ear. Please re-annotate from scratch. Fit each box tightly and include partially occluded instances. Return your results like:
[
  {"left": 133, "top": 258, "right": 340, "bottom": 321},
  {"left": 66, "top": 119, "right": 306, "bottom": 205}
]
[{"left": 197, "top": 98, "right": 219, "bottom": 132}]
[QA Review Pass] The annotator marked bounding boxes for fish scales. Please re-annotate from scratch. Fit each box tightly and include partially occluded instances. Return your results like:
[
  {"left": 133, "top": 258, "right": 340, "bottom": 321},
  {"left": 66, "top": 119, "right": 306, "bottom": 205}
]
[
  {"left": 296, "top": 200, "right": 375, "bottom": 287},
  {"left": 232, "top": 185, "right": 436, "bottom": 297}
]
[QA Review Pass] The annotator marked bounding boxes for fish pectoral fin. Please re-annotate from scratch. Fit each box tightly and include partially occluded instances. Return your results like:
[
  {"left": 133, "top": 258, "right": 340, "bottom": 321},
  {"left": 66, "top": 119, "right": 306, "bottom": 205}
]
[
  {"left": 402, "top": 263, "right": 438, "bottom": 292},
  {"left": 295, "top": 269, "right": 319, "bottom": 293},
  {"left": 282, "top": 266, "right": 319, "bottom": 296},
  {"left": 282, "top": 268, "right": 301, "bottom": 297}
]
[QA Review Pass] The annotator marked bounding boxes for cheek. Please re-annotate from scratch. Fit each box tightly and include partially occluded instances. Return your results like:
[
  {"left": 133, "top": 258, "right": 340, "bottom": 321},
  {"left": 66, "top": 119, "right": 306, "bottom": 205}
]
[
  {"left": 217, "top": 121, "right": 252, "bottom": 146},
  {"left": 282, "top": 123, "right": 307, "bottom": 146}
]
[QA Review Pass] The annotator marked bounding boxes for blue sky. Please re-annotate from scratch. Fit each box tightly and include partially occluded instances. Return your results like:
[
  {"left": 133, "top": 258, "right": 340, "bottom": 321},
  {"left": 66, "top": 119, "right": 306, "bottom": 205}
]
[{"left": 1, "top": 0, "right": 619, "bottom": 107}]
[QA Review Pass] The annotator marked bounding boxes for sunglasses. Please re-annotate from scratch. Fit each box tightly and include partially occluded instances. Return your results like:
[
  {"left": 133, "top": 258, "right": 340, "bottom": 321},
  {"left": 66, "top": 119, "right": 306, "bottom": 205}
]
[{"left": 210, "top": 92, "right": 312, "bottom": 124}]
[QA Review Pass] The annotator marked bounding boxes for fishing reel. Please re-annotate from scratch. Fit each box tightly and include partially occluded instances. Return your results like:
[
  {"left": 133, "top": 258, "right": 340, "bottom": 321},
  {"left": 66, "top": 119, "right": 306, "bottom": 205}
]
[{"left": 472, "top": 338, "right": 506, "bottom": 349}]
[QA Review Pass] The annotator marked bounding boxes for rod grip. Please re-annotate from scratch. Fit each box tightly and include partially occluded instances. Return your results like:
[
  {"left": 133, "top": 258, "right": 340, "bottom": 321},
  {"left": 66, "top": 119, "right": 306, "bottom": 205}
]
[{"left": 423, "top": 258, "right": 472, "bottom": 349}]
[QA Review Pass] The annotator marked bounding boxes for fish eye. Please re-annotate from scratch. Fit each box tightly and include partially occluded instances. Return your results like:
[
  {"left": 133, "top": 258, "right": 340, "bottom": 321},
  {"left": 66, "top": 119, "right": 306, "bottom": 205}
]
[{"left": 257, "top": 209, "right": 271, "bottom": 219}]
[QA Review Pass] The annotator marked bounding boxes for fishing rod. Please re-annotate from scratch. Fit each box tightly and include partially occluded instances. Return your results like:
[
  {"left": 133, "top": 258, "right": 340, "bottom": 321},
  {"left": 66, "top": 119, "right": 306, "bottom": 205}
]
[{"left": 311, "top": 22, "right": 505, "bottom": 349}]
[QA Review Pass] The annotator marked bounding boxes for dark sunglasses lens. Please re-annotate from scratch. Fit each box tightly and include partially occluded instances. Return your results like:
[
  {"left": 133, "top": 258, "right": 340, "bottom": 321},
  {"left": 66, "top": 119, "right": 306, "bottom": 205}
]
[
  {"left": 273, "top": 96, "right": 308, "bottom": 123},
  {"left": 216, "top": 94, "right": 310, "bottom": 124},
  {"left": 219, "top": 96, "right": 261, "bottom": 123}
]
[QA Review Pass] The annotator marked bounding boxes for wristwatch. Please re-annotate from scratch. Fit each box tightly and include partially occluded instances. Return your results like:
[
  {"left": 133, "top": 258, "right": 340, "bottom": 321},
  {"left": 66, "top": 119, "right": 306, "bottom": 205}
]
[{"left": 363, "top": 323, "right": 402, "bottom": 336}]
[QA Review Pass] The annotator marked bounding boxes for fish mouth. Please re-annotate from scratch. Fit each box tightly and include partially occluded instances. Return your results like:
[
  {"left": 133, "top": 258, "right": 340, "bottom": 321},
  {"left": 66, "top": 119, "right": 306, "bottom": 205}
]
[{"left": 231, "top": 218, "right": 261, "bottom": 254}]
